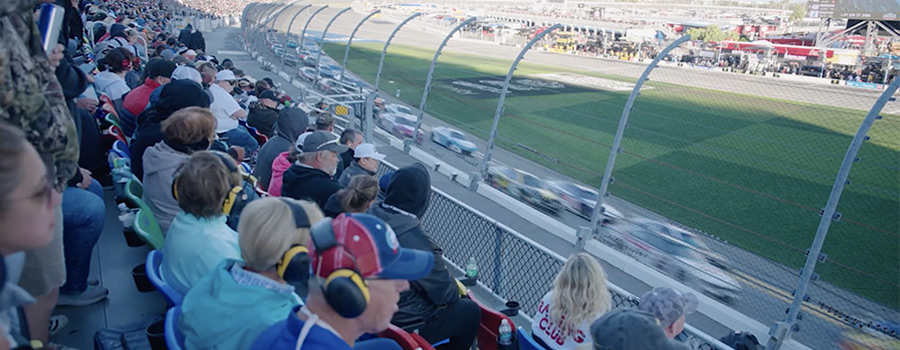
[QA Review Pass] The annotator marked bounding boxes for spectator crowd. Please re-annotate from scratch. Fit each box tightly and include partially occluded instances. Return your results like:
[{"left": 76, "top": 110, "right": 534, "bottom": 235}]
[{"left": 0, "top": 0, "right": 763, "bottom": 349}]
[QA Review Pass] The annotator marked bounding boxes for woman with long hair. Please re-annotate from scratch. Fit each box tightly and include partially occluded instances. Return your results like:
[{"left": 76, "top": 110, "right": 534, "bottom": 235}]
[{"left": 532, "top": 253, "right": 612, "bottom": 350}]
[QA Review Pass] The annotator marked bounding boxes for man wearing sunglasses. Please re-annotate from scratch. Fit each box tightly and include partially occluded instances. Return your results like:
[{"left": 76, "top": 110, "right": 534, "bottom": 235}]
[{"left": 210, "top": 69, "right": 258, "bottom": 160}]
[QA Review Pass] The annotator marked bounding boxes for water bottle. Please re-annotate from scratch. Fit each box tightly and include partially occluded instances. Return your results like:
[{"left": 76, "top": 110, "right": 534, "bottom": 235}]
[
  {"left": 498, "top": 319, "right": 512, "bottom": 345},
  {"left": 465, "top": 257, "right": 478, "bottom": 278}
]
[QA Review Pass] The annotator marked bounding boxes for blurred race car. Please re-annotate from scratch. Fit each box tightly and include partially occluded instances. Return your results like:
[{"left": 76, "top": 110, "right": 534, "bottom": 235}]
[
  {"left": 632, "top": 218, "right": 728, "bottom": 270},
  {"left": 546, "top": 180, "right": 623, "bottom": 224},
  {"left": 839, "top": 322, "right": 900, "bottom": 350},
  {"left": 602, "top": 225, "right": 741, "bottom": 303},
  {"left": 486, "top": 165, "right": 563, "bottom": 214},
  {"left": 431, "top": 126, "right": 477, "bottom": 155},
  {"left": 384, "top": 103, "right": 415, "bottom": 117},
  {"left": 377, "top": 113, "right": 424, "bottom": 143},
  {"left": 298, "top": 67, "right": 317, "bottom": 81}
]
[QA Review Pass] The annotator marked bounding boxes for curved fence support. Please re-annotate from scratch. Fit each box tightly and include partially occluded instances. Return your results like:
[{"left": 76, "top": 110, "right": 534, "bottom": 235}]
[
  {"left": 267, "top": 2, "right": 298, "bottom": 34},
  {"left": 312, "top": 7, "right": 353, "bottom": 79},
  {"left": 372, "top": 12, "right": 422, "bottom": 95},
  {"left": 766, "top": 78, "right": 900, "bottom": 350},
  {"left": 587, "top": 34, "right": 692, "bottom": 234},
  {"left": 298, "top": 6, "right": 330, "bottom": 56},
  {"left": 407, "top": 17, "right": 478, "bottom": 154},
  {"left": 256, "top": 3, "right": 288, "bottom": 29},
  {"left": 279, "top": 4, "right": 313, "bottom": 70},
  {"left": 469, "top": 24, "right": 562, "bottom": 191},
  {"left": 338, "top": 10, "right": 381, "bottom": 82}
]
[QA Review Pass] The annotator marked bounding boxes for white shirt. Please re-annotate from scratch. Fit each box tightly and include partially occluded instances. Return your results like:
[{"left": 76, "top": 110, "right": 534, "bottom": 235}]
[
  {"left": 532, "top": 291, "right": 596, "bottom": 350},
  {"left": 209, "top": 84, "right": 241, "bottom": 133}
]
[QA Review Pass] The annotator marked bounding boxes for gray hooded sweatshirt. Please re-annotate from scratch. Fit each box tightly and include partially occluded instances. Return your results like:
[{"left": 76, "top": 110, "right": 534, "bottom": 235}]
[
  {"left": 253, "top": 107, "right": 308, "bottom": 190},
  {"left": 142, "top": 141, "right": 190, "bottom": 234}
]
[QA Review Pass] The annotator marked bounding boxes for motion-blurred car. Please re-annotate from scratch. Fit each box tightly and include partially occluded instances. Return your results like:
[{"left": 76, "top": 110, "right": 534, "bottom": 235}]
[
  {"left": 486, "top": 166, "right": 563, "bottom": 214},
  {"left": 839, "top": 322, "right": 900, "bottom": 350},
  {"left": 298, "top": 67, "right": 318, "bottom": 81},
  {"left": 431, "top": 126, "right": 477, "bottom": 155},
  {"left": 286, "top": 40, "right": 298, "bottom": 48},
  {"left": 384, "top": 103, "right": 415, "bottom": 117},
  {"left": 632, "top": 218, "right": 728, "bottom": 270},
  {"left": 377, "top": 113, "right": 420, "bottom": 139},
  {"left": 282, "top": 55, "right": 298, "bottom": 67},
  {"left": 546, "top": 180, "right": 623, "bottom": 224},
  {"left": 602, "top": 227, "right": 741, "bottom": 303}
]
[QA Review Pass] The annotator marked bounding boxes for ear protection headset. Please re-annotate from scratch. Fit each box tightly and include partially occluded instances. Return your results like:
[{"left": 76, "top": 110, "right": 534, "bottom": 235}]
[
  {"left": 172, "top": 151, "right": 245, "bottom": 215},
  {"left": 275, "top": 199, "right": 311, "bottom": 296},
  {"left": 309, "top": 216, "right": 370, "bottom": 318}
]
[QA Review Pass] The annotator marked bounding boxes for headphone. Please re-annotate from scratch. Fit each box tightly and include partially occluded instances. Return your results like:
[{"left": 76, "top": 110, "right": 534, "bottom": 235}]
[
  {"left": 309, "top": 216, "right": 370, "bottom": 318},
  {"left": 275, "top": 199, "right": 311, "bottom": 296},
  {"left": 172, "top": 151, "right": 245, "bottom": 215}
]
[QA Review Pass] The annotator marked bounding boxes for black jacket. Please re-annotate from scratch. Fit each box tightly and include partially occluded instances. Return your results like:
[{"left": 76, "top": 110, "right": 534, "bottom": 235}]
[
  {"left": 188, "top": 31, "right": 205, "bottom": 52},
  {"left": 281, "top": 163, "right": 342, "bottom": 209},
  {"left": 178, "top": 26, "right": 192, "bottom": 45},
  {"left": 367, "top": 163, "right": 458, "bottom": 327},
  {"left": 246, "top": 104, "right": 279, "bottom": 138}
]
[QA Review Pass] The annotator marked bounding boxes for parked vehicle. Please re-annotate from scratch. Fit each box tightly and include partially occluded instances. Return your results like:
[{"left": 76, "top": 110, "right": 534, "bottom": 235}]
[
  {"left": 546, "top": 180, "right": 623, "bottom": 224},
  {"left": 486, "top": 166, "right": 563, "bottom": 214},
  {"left": 600, "top": 225, "right": 741, "bottom": 303},
  {"left": 431, "top": 126, "right": 477, "bottom": 155}
]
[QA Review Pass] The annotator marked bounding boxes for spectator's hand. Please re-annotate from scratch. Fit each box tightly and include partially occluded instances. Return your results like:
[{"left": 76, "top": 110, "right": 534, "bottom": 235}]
[
  {"left": 78, "top": 168, "right": 93, "bottom": 189},
  {"left": 48, "top": 44, "right": 65, "bottom": 68},
  {"left": 76, "top": 97, "right": 99, "bottom": 112}
]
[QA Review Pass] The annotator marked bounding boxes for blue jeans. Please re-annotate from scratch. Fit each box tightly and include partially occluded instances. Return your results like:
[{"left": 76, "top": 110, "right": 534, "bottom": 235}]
[
  {"left": 219, "top": 126, "right": 259, "bottom": 160},
  {"left": 60, "top": 179, "right": 105, "bottom": 294}
]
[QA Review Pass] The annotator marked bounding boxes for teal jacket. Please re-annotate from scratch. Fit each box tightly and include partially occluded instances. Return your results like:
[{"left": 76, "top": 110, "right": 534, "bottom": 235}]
[
  {"left": 161, "top": 212, "right": 240, "bottom": 295},
  {"left": 182, "top": 259, "right": 301, "bottom": 350}
]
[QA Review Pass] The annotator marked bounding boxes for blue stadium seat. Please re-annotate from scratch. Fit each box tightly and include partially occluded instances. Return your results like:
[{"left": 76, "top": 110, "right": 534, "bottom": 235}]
[
  {"left": 146, "top": 250, "right": 184, "bottom": 305},
  {"left": 111, "top": 140, "right": 131, "bottom": 160},
  {"left": 517, "top": 326, "right": 544, "bottom": 350},
  {"left": 165, "top": 305, "right": 185, "bottom": 350}
]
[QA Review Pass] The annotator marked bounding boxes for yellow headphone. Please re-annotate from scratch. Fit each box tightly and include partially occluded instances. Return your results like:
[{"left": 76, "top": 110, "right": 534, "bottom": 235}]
[
  {"left": 275, "top": 199, "right": 313, "bottom": 296},
  {"left": 172, "top": 151, "right": 245, "bottom": 215}
]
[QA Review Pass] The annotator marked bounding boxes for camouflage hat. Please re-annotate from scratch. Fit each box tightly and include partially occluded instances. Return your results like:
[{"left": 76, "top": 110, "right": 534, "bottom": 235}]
[{"left": 638, "top": 287, "right": 698, "bottom": 327}]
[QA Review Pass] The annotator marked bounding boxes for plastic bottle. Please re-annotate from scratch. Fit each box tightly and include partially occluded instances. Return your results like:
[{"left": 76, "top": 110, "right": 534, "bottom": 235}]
[
  {"left": 498, "top": 319, "right": 512, "bottom": 345},
  {"left": 465, "top": 257, "right": 478, "bottom": 278}
]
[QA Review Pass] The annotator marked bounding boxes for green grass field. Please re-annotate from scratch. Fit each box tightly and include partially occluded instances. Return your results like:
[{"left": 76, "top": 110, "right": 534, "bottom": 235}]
[{"left": 322, "top": 42, "right": 900, "bottom": 308}]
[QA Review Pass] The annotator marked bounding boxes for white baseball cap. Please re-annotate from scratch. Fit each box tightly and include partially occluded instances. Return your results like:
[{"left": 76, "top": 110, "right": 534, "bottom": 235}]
[
  {"left": 215, "top": 70, "right": 236, "bottom": 82},
  {"left": 354, "top": 143, "right": 385, "bottom": 161},
  {"left": 171, "top": 66, "right": 202, "bottom": 83}
]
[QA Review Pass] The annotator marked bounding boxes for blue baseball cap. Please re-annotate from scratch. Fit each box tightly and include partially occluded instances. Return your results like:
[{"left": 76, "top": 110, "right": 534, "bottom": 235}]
[{"left": 310, "top": 213, "right": 433, "bottom": 281}]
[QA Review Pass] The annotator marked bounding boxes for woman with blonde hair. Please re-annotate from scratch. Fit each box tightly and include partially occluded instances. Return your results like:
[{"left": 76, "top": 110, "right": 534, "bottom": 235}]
[
  {"left": 180, "top": 197, "right": 323, "bottom": 350},
  {"left": 532, "top": 253, "right": 612, "bottom": 350}
]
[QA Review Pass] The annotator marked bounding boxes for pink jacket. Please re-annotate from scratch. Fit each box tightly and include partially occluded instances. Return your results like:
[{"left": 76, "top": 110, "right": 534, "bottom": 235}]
[{"left": 267, "top": 152, "right": 292, "bottom": 197}]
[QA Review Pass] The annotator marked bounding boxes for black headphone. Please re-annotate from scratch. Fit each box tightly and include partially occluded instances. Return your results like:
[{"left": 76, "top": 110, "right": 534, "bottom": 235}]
[
  {"left": 171, "top": 151, "right": 245, "bottom": 215},
  {"left": 309, "top": 216, "right": 370, "bottom": 318},
  {"left": 275, "top": 199, "right": 311, "bottom": 297}
]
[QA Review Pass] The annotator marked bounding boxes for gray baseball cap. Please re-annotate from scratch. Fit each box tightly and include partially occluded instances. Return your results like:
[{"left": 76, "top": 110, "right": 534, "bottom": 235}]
[
  {"left": 590, "top": 308, "right": 690, "bottom": 350},
  {"left": 302, "top": 131, "right": 348, "bottom": 154},
  {"left": 638, "top": 287, "right": 699, "bottom": 327}
]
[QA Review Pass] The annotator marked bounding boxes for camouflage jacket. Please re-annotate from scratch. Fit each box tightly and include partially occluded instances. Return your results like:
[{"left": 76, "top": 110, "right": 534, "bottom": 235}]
[{"left": 0, "top": 0, "right": 79, "bottom": 190}]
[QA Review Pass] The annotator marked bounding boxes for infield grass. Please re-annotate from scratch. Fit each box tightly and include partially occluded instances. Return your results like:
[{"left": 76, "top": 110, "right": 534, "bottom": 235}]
[{"left": 323, "top": 42, "right": 900, "bottom": 308}]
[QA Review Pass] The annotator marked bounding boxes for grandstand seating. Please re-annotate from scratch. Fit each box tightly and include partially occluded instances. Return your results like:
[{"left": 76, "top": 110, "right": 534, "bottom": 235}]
[
  {"left": 146, "top": 250, "right": 184, "bottom": 306},
  {"left": 379, "top": 324, "right": 420, "bottom": 350},
  {"left": 165, "top": 305, "right": 186, "bottom": 350},
  {"left": 134, "top": 209, "right": 165, "bottom": 250},
  {"left": 111, "top": 140, "right": 131, "bottom": 159},
  {"left": 467, "top": 290, "right": 516, "bottom": 350},
  {"left": 516, "top": 326, "right": 544, "bottom": 350},
  {"left": 107, "top": 125, "right": 128, "bottom": 145}
]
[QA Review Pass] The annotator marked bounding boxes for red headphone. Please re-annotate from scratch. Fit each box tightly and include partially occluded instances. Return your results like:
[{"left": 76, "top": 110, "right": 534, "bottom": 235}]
[{"left": 121, "top": 59, "right": 132, "bottom": 71}]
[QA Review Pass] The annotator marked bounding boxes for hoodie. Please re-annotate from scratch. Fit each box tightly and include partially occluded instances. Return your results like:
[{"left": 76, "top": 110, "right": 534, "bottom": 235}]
[
  {"left": 336, "top": 161, "right": 375, "bottom": 187},
  {"left": 182, "top": 260, "right": 299, "bottom": 350},
  {"left": 281, "top": 163, "right": 343, "bottom": 209},
  {"left": 142, "top": 141, "right": 190, "bottom": 234},
  {"left": 131, "top": 80, "right": 210, "bottom": 179},
  {"left": 246, "top": 103, "right": 279, "bottom": 138},
  {"left": 93, "top": 71, "right": 131, "bottom": 100},
  {"left": 254, "top": 107, "right": 307, "bottom": 190},
  {"left": 366, "top": 163, "right": 458, "bottom": 326},
  {"left": 266, "top": 152, "right": 292, "bottom": 197}
]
